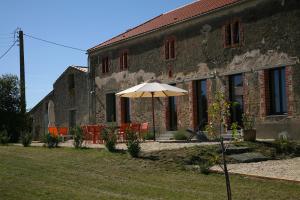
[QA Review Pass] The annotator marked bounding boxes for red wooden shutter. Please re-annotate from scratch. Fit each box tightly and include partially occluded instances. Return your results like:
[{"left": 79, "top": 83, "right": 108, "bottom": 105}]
[
  {"left": 165, "top": 40, "right": 169, "bottom": 60},
  {"left": 102, "top": 58, "right": 105, "bottom": 74},
  {"left": 105, "top": 57, "right": 109, "bottom": 73},
  {"left": 264, "top": 70, "right": 270, "bottom": 115},
  {"left": 124, "top": 52, "right": 128, "bottom": 69},
  {"left": 120, "top": 54, "right": 123, "bottom": 71},
  {"left": 224, "top": 24, "right": 231, "bottom": 47},
  {"left": 170, "top": 39, "right": 175, "bottom": 58},
  {"left": 240, "top": 21, "right": 244, "bottom": 46}
]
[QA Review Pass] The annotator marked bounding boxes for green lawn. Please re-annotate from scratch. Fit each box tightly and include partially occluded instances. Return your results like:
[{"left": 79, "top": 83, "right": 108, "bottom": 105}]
[{"left": 0, "top": 146, "right": 299, "bottom": 200}]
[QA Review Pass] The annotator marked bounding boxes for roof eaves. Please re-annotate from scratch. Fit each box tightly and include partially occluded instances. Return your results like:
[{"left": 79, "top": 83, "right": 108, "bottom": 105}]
[{"left": 28, "top": 90, "right": 54, "bottom": 113}]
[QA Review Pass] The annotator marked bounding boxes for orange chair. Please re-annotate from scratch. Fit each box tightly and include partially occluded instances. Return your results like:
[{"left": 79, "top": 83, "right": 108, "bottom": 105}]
[
  {"left": 58, "top": 127, "right": 68, "bottom": 136},
  {"left": 48, "top": 127, "right": 58, "bottom": 137},
  {"left": 58, "top": 127, "right": 68, "bottom": 142}
]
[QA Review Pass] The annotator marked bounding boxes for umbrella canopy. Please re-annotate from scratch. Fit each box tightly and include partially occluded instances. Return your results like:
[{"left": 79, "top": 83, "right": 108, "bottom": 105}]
[
  {"left": 48, "top": 100, "right": 55, "bottom": 127},
  {"left": 116, "top": 81, "right": 188, "bottom": 98},
  {"left": 116, "top": 80, "right": 188, "bottom": 140}
]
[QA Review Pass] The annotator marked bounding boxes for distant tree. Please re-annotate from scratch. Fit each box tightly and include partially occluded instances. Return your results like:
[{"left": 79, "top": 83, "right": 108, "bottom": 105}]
[{"left": 0, "top": 74, "right": 25, "bottom": 142}]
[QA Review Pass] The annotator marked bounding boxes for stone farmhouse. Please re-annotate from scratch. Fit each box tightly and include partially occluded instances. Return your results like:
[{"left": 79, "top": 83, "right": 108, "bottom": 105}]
[
  {"left": 87, "top": 0, "right": 300, "bottom": 139},
  {"left": 30, "top": 66, "right": 89, "bottom": 140},
  {"left": 30, "top": 0, "right": 300, "bottom": 140}
]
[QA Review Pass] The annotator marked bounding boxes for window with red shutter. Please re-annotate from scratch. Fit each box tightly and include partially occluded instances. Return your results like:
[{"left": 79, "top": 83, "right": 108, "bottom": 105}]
[
  {"left": 120, "top": 51, "right": 128, "bottom": 71},
  {"left": 224, "top": 20, "right": 241, "bottom": 48},
  {"left": 225, "top": 23, "right": 232, "bottom": 47},
  {"left": 165, "top": 38, "right": 175, "bottom": 60},
  {"left": 232, "top": 21, "right": 240, "bottom": 45},
  {"left": 102, "top": 57, "right": 109, "bottom": 74}
]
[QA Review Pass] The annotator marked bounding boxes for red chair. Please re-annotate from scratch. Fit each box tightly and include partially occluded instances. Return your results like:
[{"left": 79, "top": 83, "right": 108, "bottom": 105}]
[
  {"left": 118, "top": 123, "right": 130, "bottom": 142},
  {"left": 48, "top": 127, "right": 58, "bottom": 137},
  {"left": 130, "top": 123, "right": 141, "bottom": 140},
  {"left": 93, "top": 125, "right": 105, "bottom": 144},
  {"left": 140, "top": 122, "right": 149, "bottom": 140},
  {"left": 82, "top": 125, "right": 93, "bottom": 145},
  {"left": 97, "top": 125, "right": 105, "bottom": 144}
]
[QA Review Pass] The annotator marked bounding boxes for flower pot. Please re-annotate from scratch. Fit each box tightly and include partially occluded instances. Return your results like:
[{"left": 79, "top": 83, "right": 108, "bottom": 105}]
[{"left": 243, "top": 129, "right": 256, "bottom": 141}]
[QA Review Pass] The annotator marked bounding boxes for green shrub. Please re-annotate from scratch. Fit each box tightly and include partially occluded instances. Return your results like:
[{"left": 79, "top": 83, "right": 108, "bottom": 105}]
[
  {"left": 0, "top": 129, "right": 10, "bottom": 145},
  {"left": 20, "top": 132, "right": 32, "bottom": 147},
  {"left": 143, "top": 132, "right": 155, "bottom": 140},
  {"left": 71, "top": 126, "right": 84, "bottom": 148},
  {"left": 44, "top": 133, "right": 61, "bottom": 148},
  {"left": 199, "top": 162, "right": 211, "bottom": 175},
  {"left": 274, "top": 137, "right": 296, "bottom": 154},
  {"left": 101, "top": 125, "right": 118, "bottom": 152},
  {"left": 125, "top": 129, "right": 141, "bottom": 157},
  {"left": 174, "top": 129, "right": 188, "bottom": 140}
]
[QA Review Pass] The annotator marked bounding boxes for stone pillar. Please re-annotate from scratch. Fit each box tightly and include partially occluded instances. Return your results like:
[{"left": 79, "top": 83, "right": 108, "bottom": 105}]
[{"left": 286, "top": 66, "right": 294, "bottom": 116}]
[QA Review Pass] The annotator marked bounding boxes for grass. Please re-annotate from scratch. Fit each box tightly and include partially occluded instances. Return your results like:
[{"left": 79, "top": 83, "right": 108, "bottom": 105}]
[{"left": 0, "top": 145, "right": 299, "bottom": 200}]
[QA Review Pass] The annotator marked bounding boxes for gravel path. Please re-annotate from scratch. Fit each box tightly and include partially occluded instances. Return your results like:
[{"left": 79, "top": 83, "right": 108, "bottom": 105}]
[
  {"left": 26, "top": 140, "right": 220, "bottom": 152},
  {"left": 210, "top": 157, "right": 300, "bottom": 182}
]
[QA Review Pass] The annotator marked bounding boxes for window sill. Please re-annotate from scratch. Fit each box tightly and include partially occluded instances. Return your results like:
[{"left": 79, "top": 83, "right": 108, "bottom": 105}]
[
  {"left": 165, "top": 57, "right": 176, "bottom": 62},
  {"left": 265, "top": 114, "right": 288, "bottom": 119},
  {"left": 224, "top": 43, "right": 242, "bottom": 49}
]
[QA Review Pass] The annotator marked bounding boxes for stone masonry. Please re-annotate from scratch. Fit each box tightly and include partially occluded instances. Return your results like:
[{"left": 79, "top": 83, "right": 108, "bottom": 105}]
[
  {"left": 29, "top": 66, "right": 89, "bottom": 140},
  {"left": 87, "top": 0, "right": 300, "bottom": 139}
]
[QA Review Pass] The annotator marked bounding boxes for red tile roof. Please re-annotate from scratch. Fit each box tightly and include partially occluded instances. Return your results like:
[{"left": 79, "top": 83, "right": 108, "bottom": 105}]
[{"left": 88, "top": 0, "right": 240, "bottom": 52}]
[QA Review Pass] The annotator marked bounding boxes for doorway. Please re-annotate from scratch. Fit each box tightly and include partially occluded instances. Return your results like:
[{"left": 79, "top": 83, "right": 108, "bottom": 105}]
[{"left": 167, "top": 84, "right": 177, "bottom": 131}]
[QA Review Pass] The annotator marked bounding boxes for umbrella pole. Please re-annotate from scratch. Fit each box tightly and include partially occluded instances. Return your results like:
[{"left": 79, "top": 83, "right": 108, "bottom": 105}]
[{"left": 151, "top": 92, "right": 156, "bottom": 141}]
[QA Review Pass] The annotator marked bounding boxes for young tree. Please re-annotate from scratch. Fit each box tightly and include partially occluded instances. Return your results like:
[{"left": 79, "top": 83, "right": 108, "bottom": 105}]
[
  {"left": 0, "top": 74, "right": 25, "bottom": 142},
  {"left": 206, "top": 91, "right": 232, "bottom": 200}
]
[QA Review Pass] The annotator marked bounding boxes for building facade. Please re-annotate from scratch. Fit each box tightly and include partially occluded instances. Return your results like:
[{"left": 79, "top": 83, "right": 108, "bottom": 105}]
[
  {"left": 87, "top": 0, "right": 300, "bottom": 139},
  {"left": 30, "top": 66, "right": 89, "bottom": 140}
]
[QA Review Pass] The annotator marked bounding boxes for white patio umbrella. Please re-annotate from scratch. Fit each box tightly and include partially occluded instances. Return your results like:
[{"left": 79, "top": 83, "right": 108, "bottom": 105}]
[
  {"left": 116, "top": 80, "right": 188, "bottom": 140},
  {"left": 48, "top": 100, "right": 56, "bottom": 127}
]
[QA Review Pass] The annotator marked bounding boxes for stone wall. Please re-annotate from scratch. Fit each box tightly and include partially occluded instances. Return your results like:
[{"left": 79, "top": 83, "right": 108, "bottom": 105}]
[
  {"left": 30, "top": 92, "right": 53, "bottom": 140},
  {"left": 53, "top": 67, "right": 89, "bottom": 127},
  {"left": 30, "top": 66, "right": 89, "bottom": 140},
  {"left": 89, "top": 0, "right": 300, "bottom": 139}
]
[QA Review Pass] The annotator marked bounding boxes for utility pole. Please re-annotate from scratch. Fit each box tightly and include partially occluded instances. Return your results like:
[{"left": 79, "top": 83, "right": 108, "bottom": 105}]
[{"left": 19, "top": 29, "right": 26, "bottom": 114}]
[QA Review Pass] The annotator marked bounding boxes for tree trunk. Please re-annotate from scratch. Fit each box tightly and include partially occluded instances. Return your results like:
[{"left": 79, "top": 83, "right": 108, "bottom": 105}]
[{"left": 221, "top": 137, "right": 232, "bottom": 200}]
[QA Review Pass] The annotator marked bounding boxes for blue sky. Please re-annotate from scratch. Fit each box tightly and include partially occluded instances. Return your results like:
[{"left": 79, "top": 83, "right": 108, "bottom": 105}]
[{"left": 0, "top": 0, "right": 193, "bottom": 109}]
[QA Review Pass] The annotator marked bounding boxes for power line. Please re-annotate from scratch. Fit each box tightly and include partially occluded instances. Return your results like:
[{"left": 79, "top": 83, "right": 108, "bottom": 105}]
[
  {"left": 0, "top": 39, "right": 17, "bottom": 61},
  {"left": 24, "top": 33, "right": 87, "bottom": 52}
]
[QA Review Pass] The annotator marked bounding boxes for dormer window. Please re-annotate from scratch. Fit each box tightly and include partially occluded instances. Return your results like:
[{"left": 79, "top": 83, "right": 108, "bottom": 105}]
[
  {"left": 120, "top": 51, "right": 128, "bottom": 70},
  {"left": 165, "top": 38, "right": 175, "bottom": 60},
  {"left": 224, "top": 20, "right": 242, "bottom": 48},
  {"left": 102, "top": 56, "right": 109, "bottom": 74}
]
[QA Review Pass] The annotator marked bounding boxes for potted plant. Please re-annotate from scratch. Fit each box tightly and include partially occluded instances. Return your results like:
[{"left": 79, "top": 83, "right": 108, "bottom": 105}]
[{"left": 242, "top": 112, "right": 256, "bottom": 141}]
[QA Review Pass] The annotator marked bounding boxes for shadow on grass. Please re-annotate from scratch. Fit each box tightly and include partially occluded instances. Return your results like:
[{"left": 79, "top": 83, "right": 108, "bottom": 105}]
[
  {"left": 111, "top": 149, "right": 127, "bottom": 154},
  {"left": 139, "top": 155, "right": 160, "bottom": 161}
]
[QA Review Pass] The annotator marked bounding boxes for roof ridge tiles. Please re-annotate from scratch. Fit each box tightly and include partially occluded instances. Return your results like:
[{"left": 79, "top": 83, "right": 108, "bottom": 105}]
[{"left": 88, "top": 0, "right": 240, "bottom": 52}]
